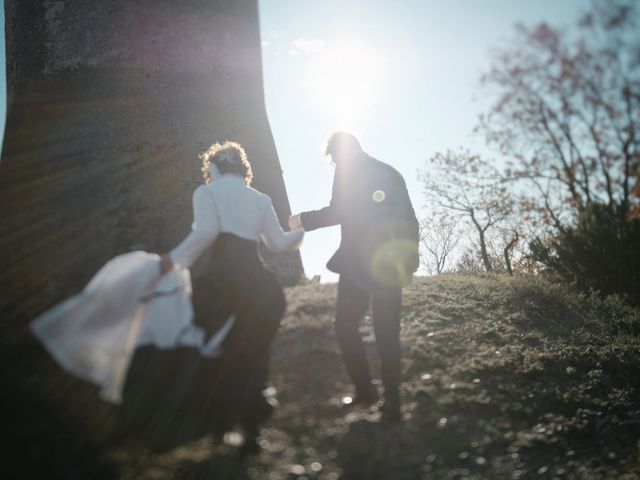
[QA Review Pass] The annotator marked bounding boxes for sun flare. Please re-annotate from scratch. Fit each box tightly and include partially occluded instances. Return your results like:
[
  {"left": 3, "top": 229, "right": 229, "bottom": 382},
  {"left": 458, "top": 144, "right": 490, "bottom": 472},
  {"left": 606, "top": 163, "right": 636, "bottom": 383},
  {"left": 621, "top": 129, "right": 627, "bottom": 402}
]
[{"left": 307, "top": 36, "right": 385, "bottom": 128}]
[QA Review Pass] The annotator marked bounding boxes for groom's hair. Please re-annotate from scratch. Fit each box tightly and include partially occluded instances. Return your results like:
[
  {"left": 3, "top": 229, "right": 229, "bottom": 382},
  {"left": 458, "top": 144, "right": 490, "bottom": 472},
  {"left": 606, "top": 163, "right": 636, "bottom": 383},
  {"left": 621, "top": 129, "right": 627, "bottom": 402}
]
[
  {"left": 200, "top": 141, "right": 253, "bottom": 185},
  {"left": 323, "top": 131, "right": 363, "bottom": 165}
]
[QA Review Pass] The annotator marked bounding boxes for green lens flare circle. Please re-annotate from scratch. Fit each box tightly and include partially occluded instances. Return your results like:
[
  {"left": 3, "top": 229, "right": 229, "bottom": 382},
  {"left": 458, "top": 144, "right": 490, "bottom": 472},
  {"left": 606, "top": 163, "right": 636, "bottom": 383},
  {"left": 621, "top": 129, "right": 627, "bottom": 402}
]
[{"left": 369, "top": 239, "right": 418, "bottom": 287}]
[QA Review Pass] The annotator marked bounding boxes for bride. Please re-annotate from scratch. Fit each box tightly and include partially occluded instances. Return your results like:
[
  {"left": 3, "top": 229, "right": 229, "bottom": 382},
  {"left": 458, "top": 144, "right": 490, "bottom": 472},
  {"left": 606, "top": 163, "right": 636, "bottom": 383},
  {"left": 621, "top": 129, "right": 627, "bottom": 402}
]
[
  {"left": 157, "top": 140, "right": 304, "bottom": 438},
  {"left": 32, "top": 140, "right": 303, "bottom": 448}
]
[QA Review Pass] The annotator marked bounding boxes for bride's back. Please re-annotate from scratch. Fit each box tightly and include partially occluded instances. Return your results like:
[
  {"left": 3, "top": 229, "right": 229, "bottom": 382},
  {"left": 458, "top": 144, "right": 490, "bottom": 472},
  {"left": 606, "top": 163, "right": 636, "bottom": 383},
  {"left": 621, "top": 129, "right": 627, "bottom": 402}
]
[{"left": 202, "top": 175, "right": 271, "bottom": 242}]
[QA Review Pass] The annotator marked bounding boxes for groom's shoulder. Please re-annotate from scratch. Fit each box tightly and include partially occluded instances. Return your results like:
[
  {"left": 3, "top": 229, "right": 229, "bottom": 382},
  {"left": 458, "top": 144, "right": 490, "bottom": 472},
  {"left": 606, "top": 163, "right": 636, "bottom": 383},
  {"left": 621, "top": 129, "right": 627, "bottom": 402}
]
[{"left": 367, "top": 156, "right": 404, "bottom": 181}]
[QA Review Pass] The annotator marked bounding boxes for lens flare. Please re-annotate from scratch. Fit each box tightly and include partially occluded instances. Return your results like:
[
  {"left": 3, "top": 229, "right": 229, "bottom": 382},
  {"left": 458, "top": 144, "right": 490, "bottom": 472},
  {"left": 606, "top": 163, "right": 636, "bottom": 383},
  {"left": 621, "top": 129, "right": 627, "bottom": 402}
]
[
  {"left": 369, "top": 238, "right": 418, "bottom": 287},
  {"left": 372, "top": 190, "right": 386, "bottom": 203}
]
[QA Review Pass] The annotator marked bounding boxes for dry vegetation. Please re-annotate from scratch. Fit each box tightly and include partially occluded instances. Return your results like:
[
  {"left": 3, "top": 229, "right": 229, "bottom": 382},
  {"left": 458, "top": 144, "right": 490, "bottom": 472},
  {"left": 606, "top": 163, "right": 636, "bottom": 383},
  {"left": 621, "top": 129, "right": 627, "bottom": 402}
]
[{"left": 99, "top": 274, "right": 640, "bottom": 480}]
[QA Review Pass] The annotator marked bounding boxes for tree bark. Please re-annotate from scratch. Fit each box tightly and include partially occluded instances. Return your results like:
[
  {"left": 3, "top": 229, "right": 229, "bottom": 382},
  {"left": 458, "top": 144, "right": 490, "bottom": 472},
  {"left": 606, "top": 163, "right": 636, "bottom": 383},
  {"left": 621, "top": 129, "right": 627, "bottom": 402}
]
[{"left": 0, "top": 0, "right": 304, "bottom": 331}]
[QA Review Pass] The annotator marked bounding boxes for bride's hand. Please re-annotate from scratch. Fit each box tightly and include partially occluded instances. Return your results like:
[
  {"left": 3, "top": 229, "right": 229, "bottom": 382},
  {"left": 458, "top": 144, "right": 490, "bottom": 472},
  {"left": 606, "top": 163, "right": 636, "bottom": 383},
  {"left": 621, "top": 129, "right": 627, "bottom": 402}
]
[
  {"left": 288, "top": 214, "right": 303, "bottom": 231},
  {"left": 159, "top": 254, "right": 174, "bottom": 274}
]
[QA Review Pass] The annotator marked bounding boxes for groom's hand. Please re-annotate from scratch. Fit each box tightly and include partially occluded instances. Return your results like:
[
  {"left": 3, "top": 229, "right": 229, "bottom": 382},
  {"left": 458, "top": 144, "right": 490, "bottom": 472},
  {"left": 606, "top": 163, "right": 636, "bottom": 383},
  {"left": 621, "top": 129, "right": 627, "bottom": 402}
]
[{"left": 288, "top": 214, "right": 304, "bottom": 231}]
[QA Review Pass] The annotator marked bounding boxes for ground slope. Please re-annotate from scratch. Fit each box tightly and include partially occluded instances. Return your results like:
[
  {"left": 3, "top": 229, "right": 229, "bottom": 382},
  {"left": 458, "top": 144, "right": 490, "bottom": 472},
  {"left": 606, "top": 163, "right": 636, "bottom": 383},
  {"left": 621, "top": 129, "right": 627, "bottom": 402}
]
[{"left": 95, "top": 275, "right": 640, "bottom": 479}]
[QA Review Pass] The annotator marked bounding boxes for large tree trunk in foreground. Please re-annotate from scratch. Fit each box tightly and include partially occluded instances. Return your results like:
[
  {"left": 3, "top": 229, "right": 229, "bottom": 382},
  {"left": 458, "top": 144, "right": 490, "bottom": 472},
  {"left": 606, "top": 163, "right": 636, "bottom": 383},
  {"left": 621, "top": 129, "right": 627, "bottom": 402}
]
[
  {"left": 0, "top": 1, "right": 302, "bottom": 474},
  {"left": 0, "top": 0, "right": 303, "bottom": 331}
]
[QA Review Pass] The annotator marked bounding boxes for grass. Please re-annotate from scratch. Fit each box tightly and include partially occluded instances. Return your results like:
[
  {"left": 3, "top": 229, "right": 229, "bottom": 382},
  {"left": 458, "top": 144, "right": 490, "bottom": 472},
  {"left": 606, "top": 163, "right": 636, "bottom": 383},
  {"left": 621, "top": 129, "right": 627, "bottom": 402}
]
[{"left": 10, "top": 274, "right": 640, "bottom": 479}]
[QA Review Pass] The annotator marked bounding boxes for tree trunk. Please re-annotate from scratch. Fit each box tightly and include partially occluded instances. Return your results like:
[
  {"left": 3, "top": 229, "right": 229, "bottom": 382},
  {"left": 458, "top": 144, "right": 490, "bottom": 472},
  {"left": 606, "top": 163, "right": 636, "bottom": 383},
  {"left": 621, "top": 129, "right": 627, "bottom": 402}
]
[
  {"left": 503, "top": 232, "right": 519, "bottom": 275},
  {"left": 478, "top": 230, "right": 493, "bottom": 272},
  {"left": 469, "top": 209, "right": 492, "bottom": 272},
  {"left": 0, "top": 2, "right": 304, "bottom": 474},
  {"left": 0, "top": 0, "right": 304, "bottom": 331}
]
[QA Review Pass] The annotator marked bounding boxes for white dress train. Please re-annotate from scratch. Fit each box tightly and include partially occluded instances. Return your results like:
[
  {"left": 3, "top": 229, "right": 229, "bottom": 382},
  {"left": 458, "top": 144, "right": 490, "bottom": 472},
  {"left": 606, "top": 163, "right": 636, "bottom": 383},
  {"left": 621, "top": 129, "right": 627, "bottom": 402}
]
[
  {"left": 30, "top": 251, "right": 232, "bottom": 404},
  {"left": 30, "top": 173, "right": 303, "bottom": 405}
]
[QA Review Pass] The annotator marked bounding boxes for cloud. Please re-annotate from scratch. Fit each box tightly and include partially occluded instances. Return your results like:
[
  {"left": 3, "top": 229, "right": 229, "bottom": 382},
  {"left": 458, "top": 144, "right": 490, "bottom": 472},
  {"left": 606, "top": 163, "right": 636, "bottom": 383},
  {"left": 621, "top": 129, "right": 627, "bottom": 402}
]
[{"left": 291, "top": 38, "right": 325, "bottom": 55}]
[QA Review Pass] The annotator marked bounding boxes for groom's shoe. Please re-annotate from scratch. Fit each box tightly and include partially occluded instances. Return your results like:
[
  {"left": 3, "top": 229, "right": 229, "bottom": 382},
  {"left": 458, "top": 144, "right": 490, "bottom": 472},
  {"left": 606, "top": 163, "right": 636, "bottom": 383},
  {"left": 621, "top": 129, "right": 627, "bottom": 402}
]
[
  {"left": 378, "top": 396, "right": 401, "bottom": 422},
  {"left": 340, "top": 385, "right": 378, "bottom": 409},
  {"left": 246, "top": 394, "right": 276, "bottom": 426},
  {"left": 239, "top": 435, "right": 261, "bottom": 456}
]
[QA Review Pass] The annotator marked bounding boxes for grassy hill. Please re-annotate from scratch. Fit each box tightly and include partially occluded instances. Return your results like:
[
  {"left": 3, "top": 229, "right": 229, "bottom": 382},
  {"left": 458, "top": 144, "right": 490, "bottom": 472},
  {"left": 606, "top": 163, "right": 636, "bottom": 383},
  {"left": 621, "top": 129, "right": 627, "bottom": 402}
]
[
  {"left": 100, "top": 274, "right": 640, "bottom": 480},
  {"left": 9, "top": 274, "right": 640, "bottom": 479}
]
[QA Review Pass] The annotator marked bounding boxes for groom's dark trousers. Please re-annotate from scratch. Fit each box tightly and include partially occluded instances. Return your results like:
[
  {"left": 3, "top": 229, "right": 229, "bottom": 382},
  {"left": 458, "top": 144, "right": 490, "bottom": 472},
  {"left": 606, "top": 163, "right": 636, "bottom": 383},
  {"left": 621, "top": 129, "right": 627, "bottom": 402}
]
[{"left": 336, "top": 275, "right": 402, "bottom": 404}]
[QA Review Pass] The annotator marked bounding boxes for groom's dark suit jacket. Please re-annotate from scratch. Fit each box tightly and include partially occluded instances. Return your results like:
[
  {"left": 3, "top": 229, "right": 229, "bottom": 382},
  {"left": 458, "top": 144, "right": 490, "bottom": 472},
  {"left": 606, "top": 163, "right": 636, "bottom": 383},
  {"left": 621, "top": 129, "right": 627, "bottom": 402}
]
[{"left": 300, "top": 152, "right": 418, "bottom": 290}]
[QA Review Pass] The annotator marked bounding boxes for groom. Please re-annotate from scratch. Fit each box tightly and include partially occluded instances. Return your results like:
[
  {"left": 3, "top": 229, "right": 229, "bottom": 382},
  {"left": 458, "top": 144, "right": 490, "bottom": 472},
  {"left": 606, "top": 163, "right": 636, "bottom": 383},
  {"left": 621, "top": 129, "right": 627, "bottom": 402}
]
[{"left": 289, "top": 131, "right": 419, "bottom": 421}]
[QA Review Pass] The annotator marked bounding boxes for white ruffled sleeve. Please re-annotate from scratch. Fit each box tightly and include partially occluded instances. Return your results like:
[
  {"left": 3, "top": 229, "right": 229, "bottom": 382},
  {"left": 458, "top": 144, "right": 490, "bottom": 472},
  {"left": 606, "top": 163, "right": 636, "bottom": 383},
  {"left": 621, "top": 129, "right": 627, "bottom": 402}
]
[
  {"left": 261, "top": 197, "right": 304, "bottom": 252},
  {"left": 170, "top": 186, "right": 219, "bottom": 268}
]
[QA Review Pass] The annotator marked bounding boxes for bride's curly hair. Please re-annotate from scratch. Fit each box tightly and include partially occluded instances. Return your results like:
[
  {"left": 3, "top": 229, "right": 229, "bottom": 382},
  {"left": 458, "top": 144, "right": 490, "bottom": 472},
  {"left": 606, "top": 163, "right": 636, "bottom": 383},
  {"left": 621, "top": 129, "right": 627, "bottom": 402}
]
[{"left": 200, "top": 141, "right": 253, "bottom": 185}]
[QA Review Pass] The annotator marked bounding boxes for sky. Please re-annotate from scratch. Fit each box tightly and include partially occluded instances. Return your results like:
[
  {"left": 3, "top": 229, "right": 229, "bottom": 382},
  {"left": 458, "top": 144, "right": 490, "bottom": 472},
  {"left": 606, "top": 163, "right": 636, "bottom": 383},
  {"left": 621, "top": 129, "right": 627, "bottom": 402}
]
[
  {"left": 0, "top": 2, "right": 591, "bottom": 282},
  {"left": 258, "top": 0, "right": 590, "bottom": 282}
]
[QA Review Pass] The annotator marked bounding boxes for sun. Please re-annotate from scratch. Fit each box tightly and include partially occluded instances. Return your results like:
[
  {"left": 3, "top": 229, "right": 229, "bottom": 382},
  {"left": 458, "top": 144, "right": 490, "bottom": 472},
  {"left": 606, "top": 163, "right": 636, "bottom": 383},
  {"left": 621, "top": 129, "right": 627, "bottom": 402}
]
[{"left": 307, "top": 36, "right": 386, "bottom": 128}]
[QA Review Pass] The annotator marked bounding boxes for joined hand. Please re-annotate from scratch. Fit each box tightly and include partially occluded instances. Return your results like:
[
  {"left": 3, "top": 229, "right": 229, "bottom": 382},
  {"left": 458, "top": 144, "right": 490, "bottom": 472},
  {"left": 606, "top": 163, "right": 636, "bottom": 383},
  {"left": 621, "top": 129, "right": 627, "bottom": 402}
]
[{"left": 288, "top": 214, "right": 303, "bottom": 231}]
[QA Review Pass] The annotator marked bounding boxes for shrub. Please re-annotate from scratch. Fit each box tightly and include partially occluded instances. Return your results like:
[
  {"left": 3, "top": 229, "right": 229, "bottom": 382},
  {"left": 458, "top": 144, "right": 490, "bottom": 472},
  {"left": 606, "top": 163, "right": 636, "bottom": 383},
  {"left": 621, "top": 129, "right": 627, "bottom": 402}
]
[{"left": 530, "top": 203, "right": 640, "bottom": 306}]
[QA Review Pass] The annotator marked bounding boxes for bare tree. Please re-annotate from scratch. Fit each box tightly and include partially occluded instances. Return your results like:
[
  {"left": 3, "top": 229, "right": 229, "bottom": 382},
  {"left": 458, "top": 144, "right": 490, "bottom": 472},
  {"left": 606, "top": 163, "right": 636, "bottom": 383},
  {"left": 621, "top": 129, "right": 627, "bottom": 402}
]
[
  {"left": 479, "top": 0, "right": 640, "bottom": 228},
  {"left": 500, "top": 229, "right": 519, "bottom": 275},
  {"left": 419, "top": 214, "right": 461, "bottom": 275},
  {"left": 420, "top": 150, "right": 518, "bottom": 272},
  {"left": 455, "top": 247, "right": 486, "bottom": 273}
]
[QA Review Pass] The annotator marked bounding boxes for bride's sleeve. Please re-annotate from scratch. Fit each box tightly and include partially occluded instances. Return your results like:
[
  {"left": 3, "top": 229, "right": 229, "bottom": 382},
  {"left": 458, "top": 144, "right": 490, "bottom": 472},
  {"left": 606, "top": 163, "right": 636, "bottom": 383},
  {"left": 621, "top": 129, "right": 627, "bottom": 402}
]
[
  {"left": 170, "top": 186, "right": 219, "bottom": 268},
  {"left": 261, "top": 196, "right": 304, "bottom": 252}
]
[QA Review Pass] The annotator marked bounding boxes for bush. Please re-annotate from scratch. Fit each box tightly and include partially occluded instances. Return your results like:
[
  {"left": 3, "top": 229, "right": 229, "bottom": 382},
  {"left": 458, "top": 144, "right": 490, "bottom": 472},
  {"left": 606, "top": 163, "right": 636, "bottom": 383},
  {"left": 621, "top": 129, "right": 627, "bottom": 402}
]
[{"left": 530, "top": 203, "right": 640, "bottom": 306}]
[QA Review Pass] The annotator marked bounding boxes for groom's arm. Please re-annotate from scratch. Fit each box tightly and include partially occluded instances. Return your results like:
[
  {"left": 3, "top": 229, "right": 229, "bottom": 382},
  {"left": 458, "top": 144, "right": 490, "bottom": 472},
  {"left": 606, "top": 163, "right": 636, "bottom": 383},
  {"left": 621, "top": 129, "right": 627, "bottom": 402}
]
[{"left": 299, "top": 169, "right": 342, "bottom": 231}]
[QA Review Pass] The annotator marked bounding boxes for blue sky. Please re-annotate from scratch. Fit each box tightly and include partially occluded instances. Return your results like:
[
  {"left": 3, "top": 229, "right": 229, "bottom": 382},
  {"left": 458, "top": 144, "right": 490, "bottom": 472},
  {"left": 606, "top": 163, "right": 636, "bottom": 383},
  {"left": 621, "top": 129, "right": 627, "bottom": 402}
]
[
  {"left": 0, "top": 2, "right": 590, "bottom": 282},
  {"left": 259, "top": 0, "right": 590, "bottom": 281}
]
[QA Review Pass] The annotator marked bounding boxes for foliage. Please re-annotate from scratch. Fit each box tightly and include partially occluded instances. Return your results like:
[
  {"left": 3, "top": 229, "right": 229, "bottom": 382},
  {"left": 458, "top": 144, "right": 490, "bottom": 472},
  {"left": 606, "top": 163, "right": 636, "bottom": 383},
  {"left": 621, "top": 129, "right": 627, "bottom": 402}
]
[
  {"left": 480, "top": 0, "right": 640, "bottom": 231},
  {"left": 418, "top": 214, "right": 461, "bottom": 274},
  {"left": 530, "top": 202, "right": 640, "bottom": 305},
  {"left": 453, "top": 247, "right": 486, "bottom": 273},
  {"left": 421, "top": 1, "right": 640, "bottom": 284},
  {"left": 465, "top": 0, "right": 640, "bottom": 301},
  {"left": 420, "top": 150, "right": 521, "bottom": 273}
]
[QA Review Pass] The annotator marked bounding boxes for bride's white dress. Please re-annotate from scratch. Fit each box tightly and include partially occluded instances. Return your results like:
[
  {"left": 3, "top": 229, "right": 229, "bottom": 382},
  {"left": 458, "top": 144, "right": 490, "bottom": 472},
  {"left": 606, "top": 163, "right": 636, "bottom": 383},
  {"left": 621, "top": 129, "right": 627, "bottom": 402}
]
[
  {"left": 30, "top": 251, "right": 233, "bottom": 404},
  {"left": 31, "top": 171, "right": 303, "bottom": 406}
]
